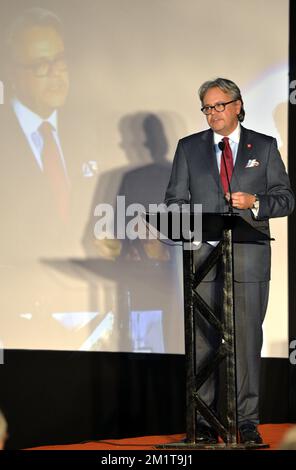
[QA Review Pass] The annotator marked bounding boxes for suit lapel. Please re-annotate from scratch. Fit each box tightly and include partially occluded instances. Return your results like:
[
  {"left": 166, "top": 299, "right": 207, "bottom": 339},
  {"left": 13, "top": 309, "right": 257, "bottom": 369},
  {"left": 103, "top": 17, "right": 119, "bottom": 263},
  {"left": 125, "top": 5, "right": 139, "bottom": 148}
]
[
  {"left": 200, "top": 129, "right": 222, "bottom": 190},
  {"left": 232, "top": 125, "right": 252, "bottom": 182},
  {"left": 199, "top": 126, "right": 253, "bottom": 193},
  {"left": 0, "top": 104, "right": 43, "bottom": 178}
]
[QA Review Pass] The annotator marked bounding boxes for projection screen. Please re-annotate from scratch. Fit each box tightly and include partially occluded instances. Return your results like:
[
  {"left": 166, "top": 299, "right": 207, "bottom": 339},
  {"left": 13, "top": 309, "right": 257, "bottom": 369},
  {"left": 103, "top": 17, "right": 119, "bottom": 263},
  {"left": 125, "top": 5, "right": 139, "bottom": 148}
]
[{"left": 0, "top": 0, "right": 289, "bottom": 357}]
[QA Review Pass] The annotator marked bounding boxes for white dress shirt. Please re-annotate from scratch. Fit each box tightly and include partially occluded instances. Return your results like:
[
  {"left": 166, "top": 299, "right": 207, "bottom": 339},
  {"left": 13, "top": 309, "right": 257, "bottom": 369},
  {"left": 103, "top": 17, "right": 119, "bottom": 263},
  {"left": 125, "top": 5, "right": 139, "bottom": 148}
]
[
  {"left": 12, "top": 98, "right": 68, "bottom": 177},
  {"left": 213, "top": 123, "right": 240, "bottom": 171},
  {"left": 214, "top": 123, "right": 259, "bottom": 217}
]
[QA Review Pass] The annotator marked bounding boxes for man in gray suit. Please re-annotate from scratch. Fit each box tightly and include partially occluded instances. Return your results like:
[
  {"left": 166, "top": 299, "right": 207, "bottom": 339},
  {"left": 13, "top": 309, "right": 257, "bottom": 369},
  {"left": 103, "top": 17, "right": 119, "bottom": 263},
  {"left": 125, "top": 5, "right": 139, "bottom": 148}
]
[{"left": 165, "top": 78, "right": 294, "bottom": 444}]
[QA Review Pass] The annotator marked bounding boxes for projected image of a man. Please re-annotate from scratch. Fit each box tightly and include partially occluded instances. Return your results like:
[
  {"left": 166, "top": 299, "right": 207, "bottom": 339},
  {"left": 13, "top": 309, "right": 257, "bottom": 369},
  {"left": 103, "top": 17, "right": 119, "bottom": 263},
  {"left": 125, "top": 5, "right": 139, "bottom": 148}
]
[{"left": 7, "top": 9, "right": 69, "bottom": 118}]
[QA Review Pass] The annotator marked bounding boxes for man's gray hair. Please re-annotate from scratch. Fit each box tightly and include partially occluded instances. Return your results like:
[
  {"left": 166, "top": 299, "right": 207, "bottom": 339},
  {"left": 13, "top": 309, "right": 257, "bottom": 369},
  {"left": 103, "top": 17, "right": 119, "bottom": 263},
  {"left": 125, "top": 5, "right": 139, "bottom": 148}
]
[
  {"left": 6, "top": 7, "right": 63, "bottom": 57},
  {"left": 0, "top": 410, "right": 7, "bottom": 441},
  {"left": 198, "top": 77, "right": 245, "bottom": 122}
]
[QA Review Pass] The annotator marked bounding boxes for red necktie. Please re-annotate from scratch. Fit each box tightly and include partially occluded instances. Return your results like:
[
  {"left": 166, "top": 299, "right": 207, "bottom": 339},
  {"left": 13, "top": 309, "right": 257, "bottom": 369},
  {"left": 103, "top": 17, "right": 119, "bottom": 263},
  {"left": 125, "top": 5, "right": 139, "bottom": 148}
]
[
  {"left": 220, "top": 136, "right": 233, "bottom": 194},
  {"left": 39, "top": 121, "right": 70, "bottom": 221}
]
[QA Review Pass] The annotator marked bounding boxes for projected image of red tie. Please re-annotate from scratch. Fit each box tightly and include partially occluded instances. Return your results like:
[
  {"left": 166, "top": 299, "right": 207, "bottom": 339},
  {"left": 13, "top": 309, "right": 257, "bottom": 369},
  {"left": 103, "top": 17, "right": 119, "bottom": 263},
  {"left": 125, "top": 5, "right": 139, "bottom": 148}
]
[
  {"left": 39, "top": 121, "right": 70, "bottom": 221},
  {"left": 220, "top": 136, "right": 233, "bottom": 194}
]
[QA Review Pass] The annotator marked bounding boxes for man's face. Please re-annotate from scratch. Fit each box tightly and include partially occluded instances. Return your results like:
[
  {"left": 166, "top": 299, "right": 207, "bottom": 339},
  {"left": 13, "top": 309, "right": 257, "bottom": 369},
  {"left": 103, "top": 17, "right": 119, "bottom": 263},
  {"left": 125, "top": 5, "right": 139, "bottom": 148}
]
[
  {"left": 202, "top": 87, "right": 241, "bottom": 136},
  {"left": 10, "top": 26, "right": 69, "bottom": 118}
]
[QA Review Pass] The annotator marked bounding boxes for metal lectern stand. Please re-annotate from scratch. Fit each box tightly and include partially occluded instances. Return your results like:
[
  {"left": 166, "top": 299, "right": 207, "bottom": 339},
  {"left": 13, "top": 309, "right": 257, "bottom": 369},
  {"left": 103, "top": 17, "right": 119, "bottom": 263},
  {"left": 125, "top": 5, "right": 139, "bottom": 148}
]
[{"left": 152, "top": 212, "right": 271, "bottom": 450}]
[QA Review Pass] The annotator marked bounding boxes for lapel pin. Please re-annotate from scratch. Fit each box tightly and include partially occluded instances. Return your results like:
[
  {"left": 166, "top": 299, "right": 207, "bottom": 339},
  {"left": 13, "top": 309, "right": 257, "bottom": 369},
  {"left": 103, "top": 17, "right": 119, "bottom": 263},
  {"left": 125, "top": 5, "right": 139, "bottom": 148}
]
[{"left": 247, "top": 143, "right": 252, "bottom": 149}]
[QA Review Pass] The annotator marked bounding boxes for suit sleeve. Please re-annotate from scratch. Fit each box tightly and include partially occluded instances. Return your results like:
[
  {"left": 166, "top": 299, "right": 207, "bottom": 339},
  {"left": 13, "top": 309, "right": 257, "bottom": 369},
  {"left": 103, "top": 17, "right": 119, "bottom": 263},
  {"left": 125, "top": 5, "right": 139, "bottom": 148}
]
[
  {"left": 164, "top": 140, "right": 190, "bottom": 206},
  {"left": 257, "top": 138, "right": 294, "bottom": 219}
]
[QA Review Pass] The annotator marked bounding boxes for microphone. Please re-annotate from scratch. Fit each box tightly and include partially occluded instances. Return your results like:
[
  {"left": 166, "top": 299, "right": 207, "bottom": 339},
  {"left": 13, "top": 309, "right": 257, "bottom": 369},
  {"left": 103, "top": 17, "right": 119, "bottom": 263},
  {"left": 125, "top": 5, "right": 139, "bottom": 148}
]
[
  {"left": 218, "top": 140, "right": 233, "bottom": 213},
  {"left": 218, "top": 140, "right": 225, "bottom": 152}
]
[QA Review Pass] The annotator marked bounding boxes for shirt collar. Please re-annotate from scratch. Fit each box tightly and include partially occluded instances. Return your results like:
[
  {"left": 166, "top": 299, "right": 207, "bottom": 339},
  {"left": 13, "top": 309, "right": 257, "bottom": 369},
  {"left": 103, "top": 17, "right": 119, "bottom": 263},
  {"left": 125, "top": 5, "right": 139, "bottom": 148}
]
[
  {"left": 12, "top": 98, "right": 58, "bottom": 135},
  {"left": 213, "top": 123, "right": 241, "bottom": 145}
]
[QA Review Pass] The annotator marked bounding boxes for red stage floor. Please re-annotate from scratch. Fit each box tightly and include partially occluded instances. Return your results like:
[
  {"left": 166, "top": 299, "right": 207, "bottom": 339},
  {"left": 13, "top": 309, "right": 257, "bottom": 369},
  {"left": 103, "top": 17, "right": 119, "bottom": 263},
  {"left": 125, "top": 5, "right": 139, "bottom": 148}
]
[{"left": 28, "top": 424, "right": 293, "bottom": 450}]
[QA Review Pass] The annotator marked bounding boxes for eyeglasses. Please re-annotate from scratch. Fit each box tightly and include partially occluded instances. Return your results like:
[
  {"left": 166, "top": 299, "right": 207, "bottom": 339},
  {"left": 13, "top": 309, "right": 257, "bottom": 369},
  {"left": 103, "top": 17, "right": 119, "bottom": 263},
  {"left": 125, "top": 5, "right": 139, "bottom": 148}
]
[
  {"left": 16, "top": 54, "right": 68, "bottom": 77},
  {"left": 201, "top": 100, "right": 237, "bottom": 115}
]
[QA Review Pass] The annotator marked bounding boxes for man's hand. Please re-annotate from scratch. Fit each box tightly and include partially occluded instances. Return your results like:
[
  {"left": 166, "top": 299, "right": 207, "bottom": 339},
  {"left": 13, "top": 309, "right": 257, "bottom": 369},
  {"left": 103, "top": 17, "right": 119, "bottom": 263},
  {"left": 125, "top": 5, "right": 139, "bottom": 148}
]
[{"left": 225, "top": 192, "right": 256, "bottom": 210}]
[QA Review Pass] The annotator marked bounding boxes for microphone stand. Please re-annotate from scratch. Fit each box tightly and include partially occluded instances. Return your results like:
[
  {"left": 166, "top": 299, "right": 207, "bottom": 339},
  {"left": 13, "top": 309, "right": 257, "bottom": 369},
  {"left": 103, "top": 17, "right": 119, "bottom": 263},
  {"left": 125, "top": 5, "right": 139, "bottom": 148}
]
[{"left": 218, "top": 140, "right": 233, "bottom": 214}]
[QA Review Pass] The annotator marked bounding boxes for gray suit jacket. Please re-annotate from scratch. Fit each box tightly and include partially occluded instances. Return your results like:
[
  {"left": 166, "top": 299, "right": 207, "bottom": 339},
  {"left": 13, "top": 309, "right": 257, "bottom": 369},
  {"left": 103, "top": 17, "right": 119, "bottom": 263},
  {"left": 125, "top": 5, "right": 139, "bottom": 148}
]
[
  {"left": 0, "top": 103, "right": 88, "bottom": 260},
  {"left": 165, "top": 125, "right": 294, "bottom": 282}
]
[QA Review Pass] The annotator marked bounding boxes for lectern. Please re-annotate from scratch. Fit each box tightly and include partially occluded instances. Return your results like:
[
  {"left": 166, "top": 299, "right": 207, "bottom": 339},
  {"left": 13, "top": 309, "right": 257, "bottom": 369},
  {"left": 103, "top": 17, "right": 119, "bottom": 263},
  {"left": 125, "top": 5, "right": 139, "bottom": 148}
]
[{"left": 145, "top": 211, "right": 271, "bottom": 449}]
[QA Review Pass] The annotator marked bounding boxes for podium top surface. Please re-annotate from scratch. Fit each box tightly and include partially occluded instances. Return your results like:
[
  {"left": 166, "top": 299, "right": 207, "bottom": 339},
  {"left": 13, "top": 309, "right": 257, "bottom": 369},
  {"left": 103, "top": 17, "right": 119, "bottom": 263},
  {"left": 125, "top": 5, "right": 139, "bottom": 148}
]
[{"left": 145, "top": 211, "right": 272, "bottom": 243}]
